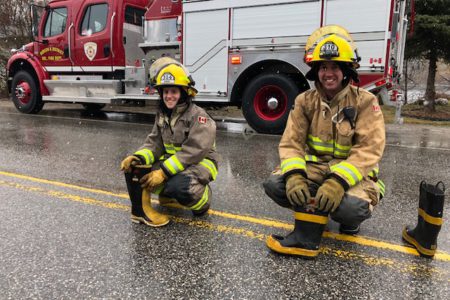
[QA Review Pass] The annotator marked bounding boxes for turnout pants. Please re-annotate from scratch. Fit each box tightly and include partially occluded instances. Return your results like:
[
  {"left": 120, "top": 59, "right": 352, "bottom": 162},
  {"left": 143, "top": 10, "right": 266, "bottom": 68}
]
[
  {"left": 152, "top": 161, "right": 215, "bottom": 212},
  {"left": 263, "top": 162, "right": 381, "bottom": 227}
]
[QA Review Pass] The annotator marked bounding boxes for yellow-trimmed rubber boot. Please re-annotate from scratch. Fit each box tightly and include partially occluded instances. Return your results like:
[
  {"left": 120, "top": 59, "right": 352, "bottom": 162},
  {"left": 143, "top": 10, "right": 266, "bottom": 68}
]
[
  {"left": 158, "top": 196, "right": 180, "bottom": 208},
  {"left": 402, "top": 181, "right": 445, "bottom": 258},
  {"left": 124, "top": 165, "right": 170, "bottom": 227},
  {"left": 266, "top": 207, "right": 328, "bottom": 258}
]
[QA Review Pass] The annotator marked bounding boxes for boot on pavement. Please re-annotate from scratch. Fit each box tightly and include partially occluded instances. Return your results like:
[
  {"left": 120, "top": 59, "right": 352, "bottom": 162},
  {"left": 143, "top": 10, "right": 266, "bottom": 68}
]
[
  {"left": 124, "top": 165, "right": 170, "bottom": 227},
  {"left": 402, "top": 181, "right": 445, "bottom": 258}
]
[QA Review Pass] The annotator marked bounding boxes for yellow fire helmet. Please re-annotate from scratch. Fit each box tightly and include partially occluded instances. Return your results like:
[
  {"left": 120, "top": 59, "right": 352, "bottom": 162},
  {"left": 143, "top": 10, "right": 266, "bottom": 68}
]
[
  {"left": 149, "top": 57, "right": 180, "bottom": 84},
  {"left": 304, "top": 25, "right": 361, "bottom": 69},
  {"left": 150, "top": 58, "right": 197, "bottom": 97}
]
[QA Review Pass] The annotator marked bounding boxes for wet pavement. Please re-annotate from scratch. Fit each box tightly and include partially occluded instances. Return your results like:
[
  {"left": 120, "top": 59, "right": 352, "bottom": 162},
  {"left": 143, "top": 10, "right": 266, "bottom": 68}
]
[{"left": 0, "top": 100, "right": 449, "bottom": 299}]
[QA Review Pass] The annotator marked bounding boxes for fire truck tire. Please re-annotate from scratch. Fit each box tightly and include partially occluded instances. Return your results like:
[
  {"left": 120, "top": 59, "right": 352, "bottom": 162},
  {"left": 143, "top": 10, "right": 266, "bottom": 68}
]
[
  {"left": 242, "top": 73, "right": 299, "bottom": 134},
  {"left": 11, "top": 71, "right": 44, "bottom": 114},
  {"left": 82, "top": 103, "right": 106, "bottom": 112}
]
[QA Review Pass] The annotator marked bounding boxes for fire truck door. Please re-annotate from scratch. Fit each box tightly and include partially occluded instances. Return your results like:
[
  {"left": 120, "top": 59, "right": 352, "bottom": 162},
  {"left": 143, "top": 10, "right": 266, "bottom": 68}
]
[
  {"left": 37, "top": 6, "right": 73, "bottom": 72},
  {"left": 72, "top": 1, "right": 113, "bottom": 72},
  {"left": 122, "top": 5, "right": 146, "bottom": 67}
]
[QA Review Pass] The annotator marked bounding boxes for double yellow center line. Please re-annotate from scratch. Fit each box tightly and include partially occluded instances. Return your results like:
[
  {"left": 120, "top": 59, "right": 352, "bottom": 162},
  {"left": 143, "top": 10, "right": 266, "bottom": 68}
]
[{"left": 1, "top": 170, "right": 449, "bottom": 263}]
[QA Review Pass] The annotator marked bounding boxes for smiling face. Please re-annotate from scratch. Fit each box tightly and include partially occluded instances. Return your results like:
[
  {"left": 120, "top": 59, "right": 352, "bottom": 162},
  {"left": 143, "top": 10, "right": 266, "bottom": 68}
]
[
  {"left": 162, "top": 86, "right": 181, "bottom": 109},
  {"left": 318, "top": 61, "right": 344, "bottom": 100}
]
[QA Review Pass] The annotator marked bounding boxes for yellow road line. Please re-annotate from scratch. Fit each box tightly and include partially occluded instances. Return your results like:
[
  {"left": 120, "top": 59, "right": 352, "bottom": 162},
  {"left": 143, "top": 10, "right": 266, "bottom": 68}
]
[
  {"left": 1, "top": 178, "right": 449, "bottom": 281},
  {"left": 0, "top": 179, "right": 130, "bottom": 211},
  {"left": 322, "top": 231, "right": 424, "bottom": 257},
  {"left": 210, "top": 209, "right": 450, "bottom": 261},
  {"left": 1, "top": 170, "right": 450, "bottom": 261},
  {"left": 0, "top": 170, "right": 129, "bottom": 199},
  {"left": 208, "top": 209, "right": 292, "bottom": 230}
]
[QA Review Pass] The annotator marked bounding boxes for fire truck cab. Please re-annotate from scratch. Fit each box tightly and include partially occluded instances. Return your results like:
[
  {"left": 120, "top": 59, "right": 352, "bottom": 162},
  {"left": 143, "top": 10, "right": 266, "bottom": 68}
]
[
  {"left": 7, "top": 0, "right": 408, "bottom": 134},
  {"left": 8, "top": 0, "right": 150, "bottom": 112}
]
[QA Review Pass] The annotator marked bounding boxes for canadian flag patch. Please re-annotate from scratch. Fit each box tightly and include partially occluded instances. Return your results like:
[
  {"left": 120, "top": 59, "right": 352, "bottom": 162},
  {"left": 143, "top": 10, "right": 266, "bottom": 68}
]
[
  {"left": 198, "top": 116, "right": 207, "bottom": 124},
  {"left": 372, "top": 104, "right": 381, "bottom": 112}
]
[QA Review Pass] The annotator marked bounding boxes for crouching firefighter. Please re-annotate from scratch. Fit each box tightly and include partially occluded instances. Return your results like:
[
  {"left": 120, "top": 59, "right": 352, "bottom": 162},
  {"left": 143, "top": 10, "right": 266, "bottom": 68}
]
[
  {"left": 263, "top": 25, "right": 386, "bottom": 258},
  {"left": 121, "top": 58, "right": 220, "bottom": 227}
]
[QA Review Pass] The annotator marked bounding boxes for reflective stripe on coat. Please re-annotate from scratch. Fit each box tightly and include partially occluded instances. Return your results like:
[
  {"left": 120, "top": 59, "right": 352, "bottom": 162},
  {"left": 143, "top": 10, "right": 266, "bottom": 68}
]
[
  {"left": 135, "top": 102, "right": 220, "bottom": 179},
  {"left": 279, "top": 83, "right": 385, "bottom": 190}
]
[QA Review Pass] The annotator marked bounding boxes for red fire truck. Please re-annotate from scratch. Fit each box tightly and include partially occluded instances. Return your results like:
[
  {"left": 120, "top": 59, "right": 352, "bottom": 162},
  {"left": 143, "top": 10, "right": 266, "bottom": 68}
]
[{"left": 7, "top": 0, "right": 409, "bottom": 133}]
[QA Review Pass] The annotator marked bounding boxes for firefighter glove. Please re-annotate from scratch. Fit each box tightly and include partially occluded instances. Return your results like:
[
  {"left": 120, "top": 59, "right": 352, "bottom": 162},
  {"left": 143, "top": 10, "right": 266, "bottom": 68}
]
[
  {"left": 120, "top": 155, "right": 140, "bottom": 172},
  {"left": 316, "top": 177, "right": 345, "bottom": 213},
  {"left": 286, "top": 173, "right": 310, "bottom": 208},
  {"left": 140, "top": 169, "right": 167, "bottom": 190}
]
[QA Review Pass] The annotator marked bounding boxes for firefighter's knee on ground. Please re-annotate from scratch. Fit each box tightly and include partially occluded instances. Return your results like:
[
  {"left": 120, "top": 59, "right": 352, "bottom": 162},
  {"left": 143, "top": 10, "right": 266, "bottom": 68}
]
[
  {"left": 330, "top": 194, "right": 372, "bottom": 227},
  {"left": 163, "top": 173, "right": 210, "bottom": 214}
]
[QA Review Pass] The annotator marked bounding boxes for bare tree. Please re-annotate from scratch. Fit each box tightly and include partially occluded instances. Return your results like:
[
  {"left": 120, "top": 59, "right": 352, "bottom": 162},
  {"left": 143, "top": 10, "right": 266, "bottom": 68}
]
[
  {"left": 0, "top": 0, "right": 33, "bottom": 96},
  {"left": 402, "top": 58, "right": 426, "bottom": 104},
  {"left": 0, "top": 0, "right": 32, "bottom": 45}
]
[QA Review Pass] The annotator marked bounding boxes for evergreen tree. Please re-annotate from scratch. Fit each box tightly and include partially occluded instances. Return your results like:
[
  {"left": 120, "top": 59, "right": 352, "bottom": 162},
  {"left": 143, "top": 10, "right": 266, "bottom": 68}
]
[{"left": 405, "top": 0, "right": 450, "bottom": 111}]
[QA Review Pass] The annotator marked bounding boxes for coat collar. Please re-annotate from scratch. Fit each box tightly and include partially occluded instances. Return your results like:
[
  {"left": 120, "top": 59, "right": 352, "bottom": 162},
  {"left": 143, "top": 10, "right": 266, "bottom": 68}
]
[
  {"left": 315, "top": 82, "right": 351, "bottom": 107},
  {"left": 158, "top": 102, "right": 191, "bottom": 128}
]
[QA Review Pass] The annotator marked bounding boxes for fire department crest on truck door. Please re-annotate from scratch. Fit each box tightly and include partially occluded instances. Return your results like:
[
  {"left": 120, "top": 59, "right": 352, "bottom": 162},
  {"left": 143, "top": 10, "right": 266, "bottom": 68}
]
[{"left": 84, "top": 42, "right": 97, "bottom": 61}]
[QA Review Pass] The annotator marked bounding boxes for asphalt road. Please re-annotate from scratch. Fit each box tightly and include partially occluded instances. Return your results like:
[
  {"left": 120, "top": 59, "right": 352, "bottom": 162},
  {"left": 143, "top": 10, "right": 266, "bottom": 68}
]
[{"left": 0, "top": 100, "right": 449, "bottom": 299}]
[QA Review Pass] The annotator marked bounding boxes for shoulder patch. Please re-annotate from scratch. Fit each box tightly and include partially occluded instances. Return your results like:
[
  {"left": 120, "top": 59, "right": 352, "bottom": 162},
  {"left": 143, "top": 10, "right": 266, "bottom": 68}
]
[
  {"left": 372, "top": 104, "right": 381, "bottom": 112},
  {"left": 198, "top": 116, "right": 207, "bottom": 124}
]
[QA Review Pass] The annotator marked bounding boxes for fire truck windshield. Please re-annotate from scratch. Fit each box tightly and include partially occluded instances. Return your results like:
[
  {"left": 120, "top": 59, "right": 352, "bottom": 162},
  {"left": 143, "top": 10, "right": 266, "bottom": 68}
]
[{"left": 31, "top": 3, "right": 46, "bottom": 40}]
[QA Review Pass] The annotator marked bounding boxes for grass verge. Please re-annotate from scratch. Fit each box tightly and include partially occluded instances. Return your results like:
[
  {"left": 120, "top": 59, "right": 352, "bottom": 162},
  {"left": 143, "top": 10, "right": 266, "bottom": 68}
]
[{"left": 382, "top": 104, "right": 450, "bottom": 126}]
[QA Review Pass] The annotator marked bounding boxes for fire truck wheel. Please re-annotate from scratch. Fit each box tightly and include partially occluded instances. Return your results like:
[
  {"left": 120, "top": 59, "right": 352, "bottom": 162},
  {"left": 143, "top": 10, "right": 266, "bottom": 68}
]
[
  {"left": 11, "top": 70, "right": 44, "bottom": 114},
  {"left": 82, "top": 103, "right": 106, "bottom": 112},
  {"left": 242, "top": 73, "right": 299, "bottom": 134}
]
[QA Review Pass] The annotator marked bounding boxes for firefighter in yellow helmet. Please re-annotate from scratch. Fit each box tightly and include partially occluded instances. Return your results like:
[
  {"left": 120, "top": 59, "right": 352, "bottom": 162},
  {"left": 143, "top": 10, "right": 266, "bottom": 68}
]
[
  {"left": 263, "top": 25, "right": 386, "bottom": 258},
  {"left": 120, "top": 58, "right": 220, "bottom": 227}
]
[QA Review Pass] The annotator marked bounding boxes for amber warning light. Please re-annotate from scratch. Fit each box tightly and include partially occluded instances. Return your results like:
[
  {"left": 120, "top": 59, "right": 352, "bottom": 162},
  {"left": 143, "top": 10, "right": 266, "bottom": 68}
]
[
  {"left": 304, "top": 54, "right": 313, "bottom": 64},
  {"left": 231, "top": 55, "right": 242, "bottom": 64}
]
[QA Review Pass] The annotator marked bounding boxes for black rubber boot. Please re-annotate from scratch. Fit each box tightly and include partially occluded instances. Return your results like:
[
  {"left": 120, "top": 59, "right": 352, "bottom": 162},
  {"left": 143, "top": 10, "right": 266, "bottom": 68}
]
[
  {"left": 266, "top": 206, "right": 328, "bottom": 258},
  {"left": 124, "top": 165, "right": 170, "bottom": 227},
  {"left": 339, "top": 224, "right": 360, "bottom": 235},
  {"left": 402, "top": 181, "right": 445, "bottom": 258}
]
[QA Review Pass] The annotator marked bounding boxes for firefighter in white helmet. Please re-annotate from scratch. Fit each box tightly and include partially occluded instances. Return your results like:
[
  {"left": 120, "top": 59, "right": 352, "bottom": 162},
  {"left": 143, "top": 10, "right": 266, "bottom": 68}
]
[
  {"left": 121, "top": 58, "right": 219, "bottom": 227},
  {"left": 263, "top": 25, "right": 386, "bottom": 258}
]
